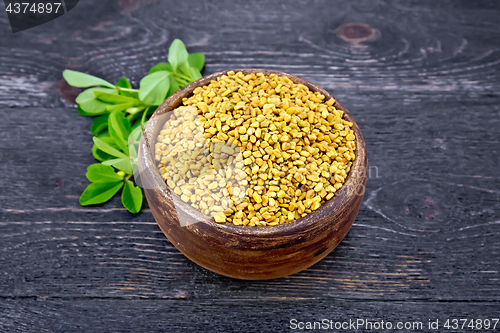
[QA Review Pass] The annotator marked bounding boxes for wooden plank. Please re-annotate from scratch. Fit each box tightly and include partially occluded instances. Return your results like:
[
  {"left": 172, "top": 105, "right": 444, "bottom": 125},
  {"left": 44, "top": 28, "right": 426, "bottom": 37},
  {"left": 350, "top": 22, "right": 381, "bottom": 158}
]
[
  {"left": 1, "top": 212, "right": 499, "bottom": 301},
  {"left": 0, "top": 0, "right": 499, "bottom": 107},
  {"left": 0, "top": 299, "right": 499, "bottom": 332},
  {"left": 0, "top": 100, "right": 498, "bottom": 300},
  {"left": 1, "top": 0, "right": 500, "bottom": 330}
]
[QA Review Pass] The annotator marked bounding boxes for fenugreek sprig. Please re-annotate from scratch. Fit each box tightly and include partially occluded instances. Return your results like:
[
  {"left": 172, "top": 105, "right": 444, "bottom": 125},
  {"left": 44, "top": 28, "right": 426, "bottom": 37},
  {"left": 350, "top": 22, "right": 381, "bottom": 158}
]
[{"left": 63, "top": 39, "right": 205, "bottom": 213}]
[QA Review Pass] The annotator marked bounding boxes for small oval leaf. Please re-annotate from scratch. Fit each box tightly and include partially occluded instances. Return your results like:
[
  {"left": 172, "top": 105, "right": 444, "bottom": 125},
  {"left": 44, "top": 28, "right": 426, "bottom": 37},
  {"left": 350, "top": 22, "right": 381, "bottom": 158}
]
[
  {"left": 79, "top": 181, "right": 124, "bottom": 206},
  {"left": 121, "top": 180, "right": 143, "bottom": 213},
  {"left": 63, "top": 70, "right": 115, "bottom": 89}
]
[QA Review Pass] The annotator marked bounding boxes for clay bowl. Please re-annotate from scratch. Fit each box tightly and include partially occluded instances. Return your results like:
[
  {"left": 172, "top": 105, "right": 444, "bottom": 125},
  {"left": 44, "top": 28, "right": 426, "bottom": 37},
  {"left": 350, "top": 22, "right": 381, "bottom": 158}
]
[{"left": 138, "top": 69, "right": 367, "bottom": 280}]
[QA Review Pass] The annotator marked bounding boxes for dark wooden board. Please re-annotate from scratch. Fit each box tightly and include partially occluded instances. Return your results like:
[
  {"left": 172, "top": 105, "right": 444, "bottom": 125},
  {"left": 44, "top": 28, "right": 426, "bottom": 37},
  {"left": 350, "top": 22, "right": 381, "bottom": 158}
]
[
  {"left": 1, "top": 0, "right": 500, "bottom": 331},
  {"left": 1, "top": 299, "right": 500, "bottom": 333}
]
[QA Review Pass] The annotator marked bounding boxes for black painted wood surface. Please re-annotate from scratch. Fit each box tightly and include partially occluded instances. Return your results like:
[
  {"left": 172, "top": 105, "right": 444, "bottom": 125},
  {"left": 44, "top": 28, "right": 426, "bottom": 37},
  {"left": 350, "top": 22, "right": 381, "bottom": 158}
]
[{"left": 1, "top": 0, "right": 499, "bottom": 332}]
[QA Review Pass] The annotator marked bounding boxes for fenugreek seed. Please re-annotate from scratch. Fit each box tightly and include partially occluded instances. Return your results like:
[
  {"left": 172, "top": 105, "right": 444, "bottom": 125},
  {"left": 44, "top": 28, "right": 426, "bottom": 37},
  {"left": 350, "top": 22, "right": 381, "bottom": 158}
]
[
  {"left": 300, "top": 150, "right": 310, "bottom": 157},
  {"left": 221, "top": 146, "right": 234, "bottom": 154},
  {"left": 304, "top": 199, "right": 312, "bottom": 209},
  {"left": 213, "top": 206, "right": 225, "bottom": 212},
  {"left": 156, "top": 72, "right": 355, "bottom": 226},
  {"left": 252, "top": 193, "right": 262, "bottom": 203},
  {"left": 308, "top": 111, "right": 315, "bottom": 123},
  {"left": 297, "top": 202, "right": 305, "bottom": 214},
  {"left": 294, "top": 173, "right": 304, "bottom": 182},
  {"left": 277, "top": 190, "right": 287, "bottom": 198},
  {"left": 307, "top": 174, "right": 320, "bottom": 182},
  {"left": 334, "top": 174, "right": 345, "bottom": 183},
  {"left": 214, "top": 213, "right": 226, "bottom": 223},
  {"left": 314, "top": 183, "right": 323, "bottom": 192}
]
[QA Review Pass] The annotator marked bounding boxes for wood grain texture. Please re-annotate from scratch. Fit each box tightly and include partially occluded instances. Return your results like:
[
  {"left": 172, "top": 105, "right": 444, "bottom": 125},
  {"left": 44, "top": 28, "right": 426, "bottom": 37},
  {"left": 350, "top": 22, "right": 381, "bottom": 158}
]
[
  {"left": 1, "top": 299, "right": 499, "bottom": 333},
  {"left": 1, "top": 0, "right": 499, "bottom": 330}
]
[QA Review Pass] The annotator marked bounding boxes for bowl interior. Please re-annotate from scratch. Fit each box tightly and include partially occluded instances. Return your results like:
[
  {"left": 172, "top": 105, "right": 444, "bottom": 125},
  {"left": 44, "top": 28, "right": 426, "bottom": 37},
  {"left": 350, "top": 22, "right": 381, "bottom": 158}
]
[{"left": 139, "top": 68, "right": 367, "bottom": 237}]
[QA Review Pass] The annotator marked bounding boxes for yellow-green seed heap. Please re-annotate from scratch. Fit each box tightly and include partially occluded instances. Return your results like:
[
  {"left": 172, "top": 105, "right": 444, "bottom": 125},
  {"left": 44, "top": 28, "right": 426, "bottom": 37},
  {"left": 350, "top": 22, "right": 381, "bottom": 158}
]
[{"left": 155, "top": 71, "right": 356, "bottom": 226}]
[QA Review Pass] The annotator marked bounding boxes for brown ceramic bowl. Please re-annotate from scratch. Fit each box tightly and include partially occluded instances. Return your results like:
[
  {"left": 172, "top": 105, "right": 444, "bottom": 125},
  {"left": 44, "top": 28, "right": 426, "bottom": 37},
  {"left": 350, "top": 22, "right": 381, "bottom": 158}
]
[{"left": 138, "top": 69, "right": 367, "bottom": 280}]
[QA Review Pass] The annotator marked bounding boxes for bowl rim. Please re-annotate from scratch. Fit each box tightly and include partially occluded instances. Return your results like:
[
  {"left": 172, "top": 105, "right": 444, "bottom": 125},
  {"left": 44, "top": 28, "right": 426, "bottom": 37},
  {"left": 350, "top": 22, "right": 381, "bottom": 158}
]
[{"left": 139, "top": 68, "right": 367, "bottom": 237}]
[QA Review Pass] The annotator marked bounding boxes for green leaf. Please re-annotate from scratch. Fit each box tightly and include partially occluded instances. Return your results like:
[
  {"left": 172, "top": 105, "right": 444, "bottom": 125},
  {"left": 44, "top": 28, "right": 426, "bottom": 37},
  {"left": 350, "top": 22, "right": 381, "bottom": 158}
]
[
  {"left": 98, "top": 134, "right": 121, "bottom": 149},
  {"left": 76, "top": 91, "right": 108, "bottom": 115},
  {"left": 93, "top": 136, "right": 129, "bottom": 158},
  {"left": 76, "top": 88, "right": 118, "bottom": 104},
  {"left": 108, "top": 111, "right": 132, "bottom": 152},
  {"left": 86, "top": 163, "right": 124, "bottom": 183},
  {"left": 187, "top": 67, "right": 202, "bottom": 81},
  {"left": 188, "top": 53, "right": 205, "bottom": 71},
  {"left": 92, "top": 143, "right": 115, "bottom": 162},
  {"left": 138, "top": 71, "right": 171, "bottom": 105},
  {"left": 102, "top": 158, "right": 133, "bottom": 175},
  {"left": 121, "top": 180, "right": 143, "bottom": 213},
  {"left": 92, "top": 135, "right": 119, "bottom": 161},
  {"left": 91, "top": 114, "right": 109, "bottom": 136},
  {"left": 63, "top": 69, "right": 115, "bottom": 89},
  {"left": 150, "top": 63, "right": 173, "bottom": 74},
  {"left": 95, "top": 91, "right": 139, "bottom": 105},
  {"left": 76, "top": 88, "right": 117, "bottom": 116},
  {"left": 105, "top": 103, "right": 137, "bottom": 113},
  {"left": 168, "top": 39, "right": 189, "bottom": 71},
  {"left": 115, "top": 76, "right": 132, "bottom": 89},
  {"left": 128, "top": 123, "right": 145, "bottom": 177},
  {"left": 77, "top": 105, "right": 98, "bottom": 117},
  {"left": 79, "top": 181, "right": 124, "bottom": 206},
  {"left": 126, "top": 106, "right": 145, "bottom": 115},
  {"left": 128, "top": 121, "right": 145, "bottom": 152},
  {"left": 118, "top": 89, "right": 139, "bottom": 99},
  {"left": 128, "top": 140, "right": 138, "bottom": 160},
  {"left": 169, "top": 74, "right": 180, "bottom": 95},
  {"left": 178, "top": 62, "right": 191, "bottom": 76}
]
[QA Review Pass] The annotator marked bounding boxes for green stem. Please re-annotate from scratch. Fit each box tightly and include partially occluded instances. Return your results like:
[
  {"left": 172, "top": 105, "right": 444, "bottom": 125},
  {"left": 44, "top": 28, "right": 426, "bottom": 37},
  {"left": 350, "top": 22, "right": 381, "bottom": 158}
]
[
  {"left": 175, "top": 76, "right": 190, "bottom": 85},
  {"left": 174, "top": 72, "right": 193, "bottom": 82},
  {"left": 116, "top": 87, "right": 139, "bottom": 93},
  {"left": 140, "top": 106, "right": 149, "bottom": 132}
]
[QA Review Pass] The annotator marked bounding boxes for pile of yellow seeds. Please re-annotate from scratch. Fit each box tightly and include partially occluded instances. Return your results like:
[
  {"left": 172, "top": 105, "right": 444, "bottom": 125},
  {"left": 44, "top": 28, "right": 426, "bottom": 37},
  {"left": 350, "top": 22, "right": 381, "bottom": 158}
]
[{"left": 155, "top": 71, "right": 356, "bottom": 226}]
